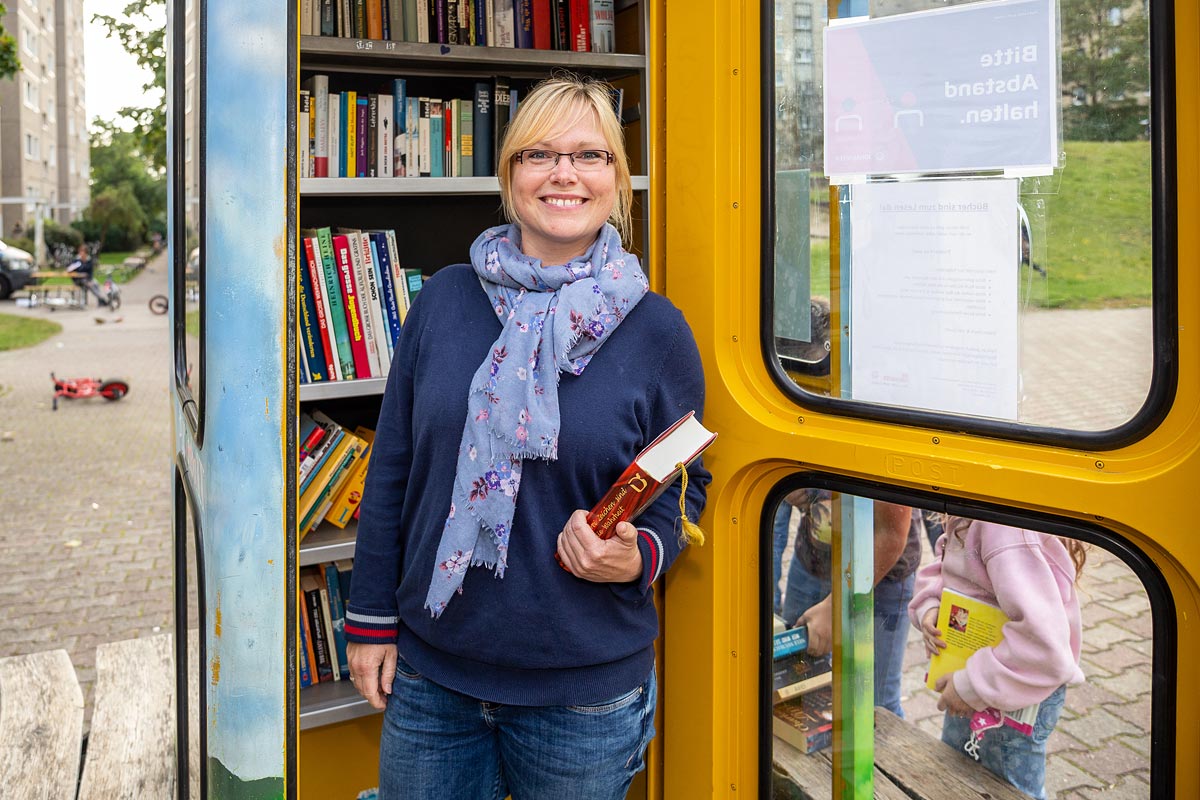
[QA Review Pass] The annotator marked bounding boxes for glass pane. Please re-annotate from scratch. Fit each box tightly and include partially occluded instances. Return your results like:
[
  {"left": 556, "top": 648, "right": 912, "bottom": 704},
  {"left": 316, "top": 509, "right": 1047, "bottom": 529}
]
[
  {"left": 179, "top": 0, "right": 202, "bottom": 413},
  {"left": 767, "top": 489, "right": 1154, "bottom": 798},
  {"left": 770, "top": 0, "right": 1155, "bottom": 432}
]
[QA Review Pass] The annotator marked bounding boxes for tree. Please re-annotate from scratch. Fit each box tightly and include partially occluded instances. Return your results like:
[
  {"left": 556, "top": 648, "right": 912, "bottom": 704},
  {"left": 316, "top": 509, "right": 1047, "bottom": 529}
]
[
  {"left": 90, "top": 119, "right": 166, "bottom": 225},
  {"left": 92, "top": 0, "right": 166, "bottom": 169},
  {"left": 85, "top": 184, "right": 148, "bottom": 251},
  {"left": 0, "top": 4, "right": 20, "bottom": 81},
  {"left": 1060, "top": 0, "right": 1151, "bottom": 141}
]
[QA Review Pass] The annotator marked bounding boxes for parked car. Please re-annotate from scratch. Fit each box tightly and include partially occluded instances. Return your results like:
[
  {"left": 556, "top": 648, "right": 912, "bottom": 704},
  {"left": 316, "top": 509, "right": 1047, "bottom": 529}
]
[
  {"left": 0, "top": 241, "right": 36, "bottom": 300},
  {"left": 186, "top": 247, "right": 200, "bottom": 282}
]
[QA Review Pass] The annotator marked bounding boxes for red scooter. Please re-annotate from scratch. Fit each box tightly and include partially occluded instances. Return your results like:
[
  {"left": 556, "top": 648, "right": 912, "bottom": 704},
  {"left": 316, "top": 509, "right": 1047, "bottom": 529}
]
[{"left": 51, "top": 372, "right": 130, "bottom": 411}]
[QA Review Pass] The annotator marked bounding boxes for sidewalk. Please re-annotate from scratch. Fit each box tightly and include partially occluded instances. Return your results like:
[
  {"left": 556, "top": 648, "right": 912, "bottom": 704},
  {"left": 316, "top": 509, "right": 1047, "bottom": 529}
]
[{"left": 0, "top": 255, "right": 173, "bottom": 728}]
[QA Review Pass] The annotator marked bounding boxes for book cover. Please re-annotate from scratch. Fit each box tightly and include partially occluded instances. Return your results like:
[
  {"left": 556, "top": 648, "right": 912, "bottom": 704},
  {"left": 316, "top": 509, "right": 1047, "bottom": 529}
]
[
  {"left": 328, "top": 92, "right": 342, "bottom": 178},
  {"left": 416, "top": 0, "right": 429, "bottom": 42},
  {"left": 367, "top": 236, "right": 395, "bottom": 361},
  {"left": 331, "top": 233, "right": 373, "bottom": 379},
  {"left": 403, "top": 268, "right": 424, "bottom": 302},
  {"left": 446, "top": 99, "right": 457, "bottom": 177},
  {"left": 446, "top": 0, "right": 460, "bottom": 43},
  {"left": 305, "top": 75, "right": 330, "bottom": 176},
  {"left": 369, "top": 230, "right": 404, "bottom": 345},
  {"left": 429, "top": 99, "right": 444, "bottom": 177},
  {"left": 298, "top": 89, "right": 311, "bottom": 179},
  {"left": 494, "top": 0, "right": 515, "bottom": 47},
  {"left": 317, "top": 579, "right": 340, "bottom": 681},
  {"left": 531, "top": 0, "right": 550, "bottom": 49},
  {"left": 474, "top": 0, "right": 487, "bottom": 45},
  {"left": 550, "top": 0, "right": 566, "bottom": 49},
  {"left": 473, "top": 81, "right": 493, "bottom": 176},
  {"left": 300, "top": 431, "right": 359, "bottom": 522},
  {"left": 304, "top": 236, "right": 340, "bottom": 380},
  {"left": 773, "top": 626, "right": 809, "bottom": 659},
  {"left": 302, "top": 442, "right": 363, "bottom": 535},
  {"left": 418, "top": 97, "right": 432, "bottom": 176},
  {"left": 366, "top": 94, "right": 379, "bottom": 177},
  {"left": 493, "top": 77, "right": 511, "bottom": 167},
  {"left": 392, "top": 79, "right": 408, "bottom": 176},
  {"left": 387, "top": 0, "right": 404, "bottom": 40},
  {"left": 357, "top": 96, "right": 371, "bottom": 177},
  {"left": 353, "top": 0, "right": 367, "bottom": 37},
  {"left": 301, "top": 568, "right": 334, "bottom": 682},
  {"left": 773, "top": 687, "right": 833, "bottom": 754},
  {"left": 320, "top": 0, "right": 337, "bottom": 36},
  {"left": 298, "top": 600, "right": 314, "bottom": 688},
  {"left": 367, "top": 0, "right": 384, "bottom": 38},
  {"left": 383, "top": 229, "right": 408, "bottom": 323},
  {"left": 338, "top": 229, "right": 384, "bottom": 377},
  {"left": 514, "top": 0, "right": 533, "bottom": 48},
  {"left": 326, "top": 427, "right": 375, "bottom": 528},
  {"left": 568, "top": 0, "right": 589, "bottom": 51},
  {"left": 310, "top": 227, "right": 355, "bottom": 379},
  {"left": 589, "top": 0, "right": 613, "bottom": 53},
  {"left": 407, "top": 97, "right": 421, "bottom": 178},
  {"left": 356, "top": 230, "right": 391, "bottom": 372},
  {"left": 297, "top": 249, "right": 329, "bottom": 382},
  {"left": 772, "top": 651, "right": 832, "bottom": 705},
  {"left": 585, "top": 410, "right": 716, "bottom": 540},
  {"left": 323, "top": 562, "right": 351, "bottom": 679},
  {"left": 433, "top": 0, "right": 446, "bottom": 43},
  {"left": 335, "top": 558, "right": 355, "bottom": 610},
  {"left": 379, "top": 92, "right": 394, "bottom": 177},
  {"left": 345, "top": 90, "right": 358, "bottom": 178},
  {"left": 459, "top": 98, "right": 474, "bottom": 177},
  {"left": 300, "top": 415, "right": 344, "bottom": 489}
]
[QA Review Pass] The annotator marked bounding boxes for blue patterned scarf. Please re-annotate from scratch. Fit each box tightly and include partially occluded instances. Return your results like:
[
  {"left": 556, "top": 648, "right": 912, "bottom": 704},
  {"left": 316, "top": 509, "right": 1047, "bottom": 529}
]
[{"left": 425, "top": 223, "right": 649, "bottom": 617}]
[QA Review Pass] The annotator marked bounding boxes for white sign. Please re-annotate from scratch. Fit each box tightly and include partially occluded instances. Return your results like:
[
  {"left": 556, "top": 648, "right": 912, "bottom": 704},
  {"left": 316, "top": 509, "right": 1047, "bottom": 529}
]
[
  {"left": 849, "top": 179, "right": 1019, "bottom": 420},
  {"left": 824, "top": 0, "right": 1058, "bottom": 182}
]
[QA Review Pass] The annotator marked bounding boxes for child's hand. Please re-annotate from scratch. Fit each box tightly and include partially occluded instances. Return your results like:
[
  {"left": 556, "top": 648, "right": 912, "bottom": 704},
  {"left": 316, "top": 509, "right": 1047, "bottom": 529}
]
[
  {"left": 920, "top": 608, "right": 946, "bottom": 658},
  {"left": 934, "top": 674, "right": 974, "bottom": 717}
]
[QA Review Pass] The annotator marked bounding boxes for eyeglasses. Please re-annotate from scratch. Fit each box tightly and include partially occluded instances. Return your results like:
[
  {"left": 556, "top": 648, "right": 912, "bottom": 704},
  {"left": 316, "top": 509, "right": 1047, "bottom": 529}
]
[{"left": 514, "top": 149, "right": 615, "bottom": 172}]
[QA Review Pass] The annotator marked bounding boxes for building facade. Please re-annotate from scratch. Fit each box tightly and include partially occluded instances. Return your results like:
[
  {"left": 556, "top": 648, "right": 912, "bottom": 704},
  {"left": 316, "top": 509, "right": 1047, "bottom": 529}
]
[{"left": 0, "top": 0, "right": 89, "bottom": 239}]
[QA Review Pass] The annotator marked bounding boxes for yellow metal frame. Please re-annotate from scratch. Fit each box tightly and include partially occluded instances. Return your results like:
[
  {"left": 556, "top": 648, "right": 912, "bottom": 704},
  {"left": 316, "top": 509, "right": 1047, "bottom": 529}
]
[{"left": 660, "top": 1, "right": 1200, "bottom": 798}]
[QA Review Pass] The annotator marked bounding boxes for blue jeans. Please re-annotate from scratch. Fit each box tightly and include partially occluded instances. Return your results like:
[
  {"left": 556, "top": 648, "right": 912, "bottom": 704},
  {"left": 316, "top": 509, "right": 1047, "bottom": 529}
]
[
  {"left": 780, "top": 554, "right": 914, "bottom": 718},
  {"left": 379, "top": 655, "right": 657, "bottom": 800},
  {"left": 940, "top": 685, "right": 1066, "bottom": 800},
  {"left": 772, "top": 505, "right": 792, "bottom": 614}
]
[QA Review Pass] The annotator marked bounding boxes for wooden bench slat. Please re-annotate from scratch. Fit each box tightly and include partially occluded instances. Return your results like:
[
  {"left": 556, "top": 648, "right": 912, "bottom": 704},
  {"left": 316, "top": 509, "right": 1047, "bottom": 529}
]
[
  {"left": 772, "top": 735, "right": 912, "bottom": 800},
  {"left": 873, "top": 707, "right": 1030, "bottom": 800},
  {"left": 77, "top": 634, "right": 176, "bottom": 800},
  {"left": 0, "top": 649, "right": 84, "bottom": 800}
]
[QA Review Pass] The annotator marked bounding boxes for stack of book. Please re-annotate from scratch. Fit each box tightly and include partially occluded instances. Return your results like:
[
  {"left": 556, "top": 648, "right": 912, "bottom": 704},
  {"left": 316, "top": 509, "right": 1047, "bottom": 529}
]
[
  {"left": 298, "top": 0, "right": 616, "bottom": 54},
  {"left": 299, "top": 76, "right": 522, "bottom": 180},
  {"left": 299, "top": 410, "right": 376, "bottom": 536},
  {"left": 298, "top": 226, "right": 423, "bottom": 385},
  {"left": 299, "top": 559, "right": 356, "bottom": 688},
  {"left": 771, "top": 626, "right": 834, "bottom": 754}
]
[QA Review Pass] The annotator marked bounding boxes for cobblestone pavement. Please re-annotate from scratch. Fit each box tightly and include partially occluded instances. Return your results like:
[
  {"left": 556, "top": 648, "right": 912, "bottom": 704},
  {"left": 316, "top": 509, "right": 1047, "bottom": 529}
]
[
  {"left": 0, "top": 270, "right": 1158, "bottom": 797},
  {"left": 0, "top": 256, "right": 173, "bottom": 728}
]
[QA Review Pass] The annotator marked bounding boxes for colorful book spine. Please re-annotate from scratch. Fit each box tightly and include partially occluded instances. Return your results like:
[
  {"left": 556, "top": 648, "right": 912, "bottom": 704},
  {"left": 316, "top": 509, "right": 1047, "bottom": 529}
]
[
  {"left": 328, "top": 92, "right": 342, "bottom": 178},
  {"left": 474, "top": 0, "right": 487, "bottom": 45},
  {"left": 514, "top": 0, "right": 533, "bottom": 48},
  {"left": 418, "top": 98, "right": 431, "bottom": 176},
  {"left": 368, "top": 231, "right": 402, "bottom": 352},
  {"left": 344, "top": 90, "right": 357, "bottom": 178},
  {"left": 323, "top": 562, "right": 351, "bottom": 679},
  {"left": 392, "top": 80, "right": 408, "bottom": 176},
  {"left": 494, "top": 0, "right": 515, "bottom": 47},
  {"left": 304, "top": 236, "right": 340, "bottom": 380},
  {"left": 589, "top": 0, "right": 613, "bottom": 53},
  {"left": 332, "top": 233, "right": 372, "bottom": 379},
  {"left": 314, "top": 227, "right": 355, "bottom": 379},
  {"left": 379, "top": 92, "right": 394, "bottom": 177},
  {"left": 325, "top": 430, "right": 373, "bottom": 528},
  {"left": 297, "top": 251, "right": 329, "bottom": 382},
  {"left": 493, "top": 78, "right": 511, "bottom": 168},
  {"left": 357, "top": 96, "right": 371, "bottom": 177},
  {"left": 459, "top": 99, "right": 473, "bottom": 177},
  {"left": 308, "top": 76, "right": 330, "bottom": 176},
  {"left": 429, "top": 99, "right": 444, "bottom": 177},
  {"left": 473, "top": 82, "right": 493, "bottom": 176},
  {"left": 569, "top": 0, "right": 589, "bottom": 51}
]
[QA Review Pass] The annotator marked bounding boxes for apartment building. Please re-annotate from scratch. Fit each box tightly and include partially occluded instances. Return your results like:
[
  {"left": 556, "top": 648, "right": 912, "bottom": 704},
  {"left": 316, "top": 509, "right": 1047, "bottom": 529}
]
[{"left": 0, "top": 0, "right": 89, "bottom": 238}]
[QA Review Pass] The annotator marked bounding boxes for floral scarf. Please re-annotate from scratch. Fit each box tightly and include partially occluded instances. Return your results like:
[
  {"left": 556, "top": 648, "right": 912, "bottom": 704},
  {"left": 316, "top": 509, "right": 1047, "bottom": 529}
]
[{"left": 424, "top": 223, "right": 649, "bottom": 617}]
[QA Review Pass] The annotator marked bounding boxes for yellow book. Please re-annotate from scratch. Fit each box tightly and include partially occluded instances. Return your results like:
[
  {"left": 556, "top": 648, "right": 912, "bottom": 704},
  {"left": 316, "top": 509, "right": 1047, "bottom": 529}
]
[
  {"left": 925, "top": 587, "right": 1007, "bottom": 691},
  {"left": 299, "top": 432, "right": 360, "bottom": 522},
  {"left": 325, "top": 427, "right": 375, "bottom": 528},
  {"left": 345, "top": 90, "right": 357, "bottom": 178}
]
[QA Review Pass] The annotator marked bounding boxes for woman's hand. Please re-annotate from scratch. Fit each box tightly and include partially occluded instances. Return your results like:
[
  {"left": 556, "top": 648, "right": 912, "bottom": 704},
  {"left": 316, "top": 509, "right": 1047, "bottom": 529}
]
[
  {"left": 556, "top": 509, "right": 642, "bottom": 583},
  {"left": 920, "top": 607, "right": 947, "bottom": 658},
  {"left": 934, "top": 673, "right": 975, "bottom": 716},
  {"left": 797, "top": 594, "right": 834, "bottom": 655},
  {"left": 346, "top": 641, "right": 397, "bottom": 710}
]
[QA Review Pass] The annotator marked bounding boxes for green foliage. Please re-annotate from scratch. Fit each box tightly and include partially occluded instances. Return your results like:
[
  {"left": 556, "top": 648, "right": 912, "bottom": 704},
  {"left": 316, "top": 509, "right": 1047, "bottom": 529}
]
[
  {"left": 0, "top": 4, "right": 21, "bottom": 80},
  {"left": 1023, "top": 141, "right": 1152, "bottom": 309},
  {"left": 41, "top": 219, "right": 84, "bottom": 251},
  {"left": 1060, "top": 0, "right": 1150, "bottom": 142},
  {"left": 0, "top": 313, "right": 61, "bottom": 352},
  {"left": 92, "top": 0, "right": 166, "bottom": 170},
  {"left": 5, "top": 235, "right": 36, "bottom": 254},
  {"left": 84, "top": 184, "right": 149, "bottom": 250},
  {"left": 90, "top": 120, "right": 166, "bottom": 223}
]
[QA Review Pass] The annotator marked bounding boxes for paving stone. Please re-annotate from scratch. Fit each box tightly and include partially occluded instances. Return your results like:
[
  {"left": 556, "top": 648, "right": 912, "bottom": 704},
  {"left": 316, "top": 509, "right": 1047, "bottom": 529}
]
[
  {"left": 1074, "top": 772, "right": 1151, "bottom": 800},
  {"left": 1078, "top": 621, "right": 1139, "bottom": 652},
  {"left": 1057, "top": 707, "right": 1142, "bottom": 748},
  {"left": 1092, "top": 667, "right": 1153, "bottom": 701},
  {"left": 1047, "top": 754, "right": 1106, "bottom": 796},
  {"left": 1085, "top": 641, "right": 1152, "bottom": 673},
  {"left": 1062, "top": 739, "right": 1150, "bottom": 784},
  {"left": 1108, "top": 695, "right": 1152, "bottom": 731},
  {"left": 1064, "top": 679, "right": 1127, "bottom": 714}
]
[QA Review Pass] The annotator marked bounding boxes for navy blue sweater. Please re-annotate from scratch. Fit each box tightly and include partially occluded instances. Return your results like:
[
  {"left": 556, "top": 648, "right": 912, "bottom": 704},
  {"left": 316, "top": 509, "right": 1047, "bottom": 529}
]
[{"left": 345, "top": 263, "right": 709, "bottom": 706}]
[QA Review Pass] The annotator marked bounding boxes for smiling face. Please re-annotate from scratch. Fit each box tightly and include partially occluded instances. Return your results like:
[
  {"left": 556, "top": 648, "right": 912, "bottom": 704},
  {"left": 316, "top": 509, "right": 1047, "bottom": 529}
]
[{"left": 508, "top": 107, "right": 617, "bottom": 266}]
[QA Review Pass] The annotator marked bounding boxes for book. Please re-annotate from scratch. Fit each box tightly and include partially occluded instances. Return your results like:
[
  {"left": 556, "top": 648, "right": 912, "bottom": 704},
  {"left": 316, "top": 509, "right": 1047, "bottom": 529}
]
[
  {"left": 326, "top": 427, "right": 375, "bottom": 528},
  {"left": 585, "top": 410, "right": 716, "bottom": 540},
  {"left": 366, "top": 0, "right": 384, "bottom": 38},
  {"left": 773, "top": 687, "right": 833, "bottom": 754},
  {"left": 387, "top": 0, "right": 404, "bottom": 40},
  {"left": 356, "top": 95, "right": 370, "bottom": 177},
  {"left": 418, "top": 97, "right": 431, "bottom": 176},
  {"left": 493, "top": 78, "right": 511, "bottom": 168},
  {"left": 494, "top": 0, "right": 515, "bottom": 47},
  {"left": 298, "top": 591, "right": 316, "bottom": 688},
  {"left": 337, "top": 230, "right": 384, "bottom": 377},
  {"left": 305, "top": 75, "right": 330, "bottom": 176},
  {"left": 531, "top": 0, "right": 550, "bottom": 49},
  {"left": 335, "top": 558, "right": 355, "bottom": 609},
  {"left": 301, "top": 568, "right": 334, "bottom": 682},
  {"left": 298, "top": 89, "right": 311, "bottom": 178},
  {"left": 568, "top": 0, "right": 589, "bottom": 51},
  {"left": 369, "top": 230, "right": 403, "bottom": 350},
  {"left": 303, "top": 236, "right": 340, "bottom": 380},
  {"left": 514, "top": 0, "right": 533, "bottom": 48},
  {"left": 926, "top": 587, "right": 1040, "bottom": 735},
  {"left": 773, "top": 626, "right": 808, "bottom": 659},
  {"left": 328, "top": 92, "right": 342, "bottom": 177},
  {"left": 379, "top": 92, "right": 394, "bottom": 177},
  {"left": 459, "top": 98, "right": 474, "bottom": 177},
  {"left": 297, "top": 253, "right": 329, "bottom": 382},
  {"left": 429, "top": 98, "right": 444, "bottom": 177},
  {"left": 589, "top": 0, "right": 613, "bottom": 54},
  {"left": 392, "top": 80, "right": 408, "bottom": 176},
  {"left": 772, "top": 650, "right": 832, "bottom": 705},
  {"left": 323, "top": 561, "right": 351, "bottom": 679},
  {"left": 403, "top": 268, "right": 424, "bottom": 302},
  {"left": 345, "top": 90, "right": 358, "bottom": 178},
  {"left": 308, "top": 227, "right": 355, "bottom": 379},
  {"left": 331, "top": 233, "right": 373, "bottom": 379},
  {"left": 473, "top": 81, "right": 493, "bottom": 176}
]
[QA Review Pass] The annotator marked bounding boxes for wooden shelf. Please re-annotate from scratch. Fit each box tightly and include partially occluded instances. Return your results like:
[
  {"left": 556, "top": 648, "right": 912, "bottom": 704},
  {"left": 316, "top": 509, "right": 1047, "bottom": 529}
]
[
  {"left": 300, "top": 35, "right": 646, "bottom": 78},
  {"left": 299, "top": 377, "right": 387, "bottom": 401},
  {"left": 300, "top": 175, "right": 649, "bottom": 196},
  {"left": 299, "top": 678, "right": 380, "bottom": 730},
  {"left": 299, "top": 521, "right": 358, "bottom": 567}
]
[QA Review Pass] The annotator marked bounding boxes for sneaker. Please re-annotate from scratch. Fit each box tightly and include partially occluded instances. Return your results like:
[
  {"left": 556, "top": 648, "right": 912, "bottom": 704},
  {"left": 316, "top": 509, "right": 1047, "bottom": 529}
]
[{"left": 98, "top": 298, "right": 108, "bottom": 307}]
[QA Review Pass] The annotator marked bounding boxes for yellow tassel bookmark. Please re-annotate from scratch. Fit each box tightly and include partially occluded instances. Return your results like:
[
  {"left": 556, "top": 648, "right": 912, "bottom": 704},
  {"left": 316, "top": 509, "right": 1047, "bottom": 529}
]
[{"left": 676, "top": 462, "right": 706, "bottom": 546}]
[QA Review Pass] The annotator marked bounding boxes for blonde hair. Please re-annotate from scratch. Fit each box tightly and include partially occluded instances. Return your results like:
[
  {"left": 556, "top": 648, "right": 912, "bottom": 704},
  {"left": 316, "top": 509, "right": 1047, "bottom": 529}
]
[{"left": 496, "top": 73, "right": 633, "bottom": 244}]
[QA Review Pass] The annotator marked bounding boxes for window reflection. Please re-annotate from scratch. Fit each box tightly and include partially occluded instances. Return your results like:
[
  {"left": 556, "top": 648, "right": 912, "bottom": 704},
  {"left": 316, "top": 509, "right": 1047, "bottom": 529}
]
[
  {"left": 768, "top": 490, "right": 1153, "bottom": 798},
  {"left": 769, "top": 0, "right": 1155, "bottom": 432}
]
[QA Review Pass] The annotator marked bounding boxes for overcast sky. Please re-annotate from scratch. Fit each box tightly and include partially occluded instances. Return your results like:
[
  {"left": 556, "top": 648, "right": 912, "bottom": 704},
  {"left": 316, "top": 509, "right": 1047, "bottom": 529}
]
[{"left": 83, "top": 0, "right": 164, "bottom": 126}]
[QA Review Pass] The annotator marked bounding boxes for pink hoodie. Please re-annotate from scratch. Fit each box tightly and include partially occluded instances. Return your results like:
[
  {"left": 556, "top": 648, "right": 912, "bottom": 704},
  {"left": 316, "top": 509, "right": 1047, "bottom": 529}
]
[{"left": 908, "top": 520, "right": 1085, "bottom": 712}]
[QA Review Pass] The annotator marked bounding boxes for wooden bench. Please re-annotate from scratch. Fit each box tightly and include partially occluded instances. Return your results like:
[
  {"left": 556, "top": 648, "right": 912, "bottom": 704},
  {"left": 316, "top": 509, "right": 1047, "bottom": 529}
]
[
  {"left": 0, "top": 649, "right": 84, "bottom": 800},
  {"left": 773, "top": 707, "right": 1030, "bottom": 800}
]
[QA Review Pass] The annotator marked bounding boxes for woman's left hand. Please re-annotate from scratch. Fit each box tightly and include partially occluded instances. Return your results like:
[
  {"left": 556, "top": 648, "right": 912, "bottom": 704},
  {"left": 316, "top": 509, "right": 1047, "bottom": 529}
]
[{"left": 556, "top": 509, "right": 643, "bottom": 583}]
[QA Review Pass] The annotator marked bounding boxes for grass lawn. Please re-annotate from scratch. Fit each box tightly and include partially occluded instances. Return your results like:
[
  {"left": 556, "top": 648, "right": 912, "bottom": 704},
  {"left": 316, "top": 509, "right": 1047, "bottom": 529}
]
[
  {"left": 0, "top": 312, "right": 61, "bottom": 351},
  {"left": 186, "top": 308, "right": 199, "bottom": 337}
]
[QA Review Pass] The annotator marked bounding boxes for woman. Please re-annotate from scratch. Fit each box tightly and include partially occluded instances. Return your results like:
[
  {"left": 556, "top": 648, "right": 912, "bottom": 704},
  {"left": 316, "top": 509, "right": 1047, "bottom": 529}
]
[{"left": 345, "top": 74, "right": 710, "bottom": 800}]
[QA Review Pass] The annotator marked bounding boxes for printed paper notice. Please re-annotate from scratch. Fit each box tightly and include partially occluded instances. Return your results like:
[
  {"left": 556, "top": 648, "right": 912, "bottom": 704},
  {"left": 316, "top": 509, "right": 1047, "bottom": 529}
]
[{"left": 849, "top": 180, "right": 1019, "bottom": 420}]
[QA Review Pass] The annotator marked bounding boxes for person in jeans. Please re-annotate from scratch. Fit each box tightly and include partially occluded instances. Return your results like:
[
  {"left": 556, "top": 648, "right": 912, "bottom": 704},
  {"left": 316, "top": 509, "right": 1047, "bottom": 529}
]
[
  {"left": 909, "top": 517, "right": 1086, "bottom": 800},
  {"left": 344, "top": 74, "right": 710, "bottom": 800},
  {"left": 777, "top": 489, "right": 920, "bottom": 717},
  {"left": 65, "top": 244, "right": 106, "bottom": 307}
]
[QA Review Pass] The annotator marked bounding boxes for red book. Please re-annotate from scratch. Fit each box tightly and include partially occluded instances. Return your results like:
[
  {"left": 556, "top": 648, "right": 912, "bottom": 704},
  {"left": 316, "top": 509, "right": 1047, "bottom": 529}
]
[
  {"left": 568, "top": 0, "right": 589, "bottom": 52},
  {"left": 586, "top": 411, "right": 716, "bottom": 539},
  {"left": 331, "top": 234, "right": 373, "bottom": 379},
  {"left": 531, "top": 0, "right": 551, "bottom": 49},
  {"left": 303, "top": 237, "right": 338, "bottom": 380}
]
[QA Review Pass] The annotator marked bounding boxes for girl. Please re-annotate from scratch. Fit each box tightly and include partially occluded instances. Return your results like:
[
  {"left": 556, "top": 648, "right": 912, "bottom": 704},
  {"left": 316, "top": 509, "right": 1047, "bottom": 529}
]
[{"left": 909, "top": 517, "right": 1087, "bottom": 800}]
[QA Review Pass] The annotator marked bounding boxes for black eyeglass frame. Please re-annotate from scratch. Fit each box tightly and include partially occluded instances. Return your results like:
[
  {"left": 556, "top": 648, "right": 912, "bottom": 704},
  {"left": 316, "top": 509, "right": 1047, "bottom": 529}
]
[{"left": 513, "top": 149, "right": 616, "bottom": 168}]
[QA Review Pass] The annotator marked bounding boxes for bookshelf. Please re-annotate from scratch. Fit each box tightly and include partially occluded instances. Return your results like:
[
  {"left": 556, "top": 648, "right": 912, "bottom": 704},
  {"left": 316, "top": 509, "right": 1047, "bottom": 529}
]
[{"left": 296, "top": 0, "right": 650, "bottom": 733}]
